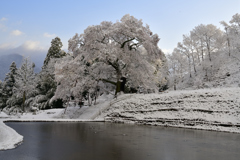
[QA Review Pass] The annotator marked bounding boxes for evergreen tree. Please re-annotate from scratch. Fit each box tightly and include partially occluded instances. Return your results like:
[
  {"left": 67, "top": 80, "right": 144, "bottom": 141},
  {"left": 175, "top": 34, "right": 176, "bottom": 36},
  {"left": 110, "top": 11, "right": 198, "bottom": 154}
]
[
  {"left": 33, "top": 37, "right": 66, "bottom": 109},
  {"left": 0, "top": 62, "right": 17, "bottom": 110},
  {"left": 43, "top": 37, "right": 66, "bottom": 67},
  {"left": 13, "top": 57, "right": 36, "bottom": 112},
  {"left": 0, "top": 80, "right": 3, "bottom": 110}
]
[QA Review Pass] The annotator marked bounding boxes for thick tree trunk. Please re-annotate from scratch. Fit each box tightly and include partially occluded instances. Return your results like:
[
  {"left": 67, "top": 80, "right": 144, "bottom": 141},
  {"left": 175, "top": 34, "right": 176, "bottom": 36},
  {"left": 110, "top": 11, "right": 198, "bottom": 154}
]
[
  {"left": 174, "top": 78, "right": 176, "bottom": 90},
  {"left": 207, "top": 40, "right": 211, "bottom": 61},
  {"left": 22, "top": 91, "right": 26, "bottom": 112},
  {"left": 120, "top": 77, "right": 126, "bottom": 92},
  {"left": 115, "top": 81, "right": 121, "bottom": 96},
  {"left": 64, "top": 97, "right": 70, "bottom": 114},
  {"left": 191, "top": 54, "right": 197, "bottom": 73},
  {"left": 88, "top": 92, "right": 92, "bottom": 106},
  {"left": 188, "top": 56, "right": 192, "bottom": 78}
]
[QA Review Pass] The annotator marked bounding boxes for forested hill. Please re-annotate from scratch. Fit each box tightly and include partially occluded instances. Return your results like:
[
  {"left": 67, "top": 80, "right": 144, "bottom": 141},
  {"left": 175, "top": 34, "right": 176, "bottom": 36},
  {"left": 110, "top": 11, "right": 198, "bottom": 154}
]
[{"left": 0, "top": 54, "right": 41, "bottom": 81}]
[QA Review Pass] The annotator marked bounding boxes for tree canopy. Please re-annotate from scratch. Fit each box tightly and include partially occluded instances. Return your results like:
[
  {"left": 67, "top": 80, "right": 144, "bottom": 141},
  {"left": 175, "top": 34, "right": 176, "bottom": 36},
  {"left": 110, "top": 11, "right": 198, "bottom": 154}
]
[{"left": 54, "top": 14, "right": 167, "bottom": 104}]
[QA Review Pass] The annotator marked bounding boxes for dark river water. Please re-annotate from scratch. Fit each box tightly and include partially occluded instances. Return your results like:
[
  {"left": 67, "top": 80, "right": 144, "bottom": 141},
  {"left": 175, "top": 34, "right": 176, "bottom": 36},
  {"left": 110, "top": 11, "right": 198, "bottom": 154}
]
[{"left": 0, "top": 122, "right": 240, "bottom": 160}]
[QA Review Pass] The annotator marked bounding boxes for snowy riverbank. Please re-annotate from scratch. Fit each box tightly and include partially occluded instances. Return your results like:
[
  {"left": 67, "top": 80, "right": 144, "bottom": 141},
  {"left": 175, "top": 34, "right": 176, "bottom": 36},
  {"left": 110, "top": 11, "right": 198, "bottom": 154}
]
[
  {"left": 0, "top": 112, "right": 23, "bottom": 150},
  {"left": 1, "top": 87, "right": 240, "bottom": 150},
  {"left": 97, "top": 87, "right": 240, "bottom": 133}
]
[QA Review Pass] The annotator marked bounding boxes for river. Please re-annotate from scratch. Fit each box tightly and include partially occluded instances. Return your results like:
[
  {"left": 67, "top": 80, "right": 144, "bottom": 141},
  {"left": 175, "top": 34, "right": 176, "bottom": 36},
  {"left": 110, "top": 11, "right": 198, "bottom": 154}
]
[{"left": 0, "top": 122, "right": 239, "bottom": 160}]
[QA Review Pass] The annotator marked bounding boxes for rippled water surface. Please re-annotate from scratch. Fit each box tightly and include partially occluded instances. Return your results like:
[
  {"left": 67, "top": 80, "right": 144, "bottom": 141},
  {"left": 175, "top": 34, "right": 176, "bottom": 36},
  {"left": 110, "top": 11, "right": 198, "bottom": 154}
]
[{"left": 0, "top": 122, "right": 240, "bottom": 160}]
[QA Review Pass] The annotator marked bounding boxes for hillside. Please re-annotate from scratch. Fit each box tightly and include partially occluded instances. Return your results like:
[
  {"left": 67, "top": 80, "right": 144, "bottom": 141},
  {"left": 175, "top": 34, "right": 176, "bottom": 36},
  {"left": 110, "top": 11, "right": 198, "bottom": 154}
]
[
  {"left": 171, "top": 51, "right": 240, "bottom": 90},
  {"left": 96, "top": 88, "right": 240, "bottom": 133}
]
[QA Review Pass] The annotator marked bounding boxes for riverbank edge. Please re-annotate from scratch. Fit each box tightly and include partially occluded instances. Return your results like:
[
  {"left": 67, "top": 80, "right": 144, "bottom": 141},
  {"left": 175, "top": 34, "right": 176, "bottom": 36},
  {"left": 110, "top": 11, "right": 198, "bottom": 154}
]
[
  {"left": 104, "top": 118, "right": 240, "bottom": 134},
  {"left": 1, "top": 117, "right": 239, "bottom": 151}
]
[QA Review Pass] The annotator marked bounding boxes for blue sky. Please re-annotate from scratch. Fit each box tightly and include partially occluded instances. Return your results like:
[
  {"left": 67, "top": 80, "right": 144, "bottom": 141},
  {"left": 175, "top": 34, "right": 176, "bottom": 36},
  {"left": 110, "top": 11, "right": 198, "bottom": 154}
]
[{"left": 0, "top": 0, "right": 239, "bottom": 67}]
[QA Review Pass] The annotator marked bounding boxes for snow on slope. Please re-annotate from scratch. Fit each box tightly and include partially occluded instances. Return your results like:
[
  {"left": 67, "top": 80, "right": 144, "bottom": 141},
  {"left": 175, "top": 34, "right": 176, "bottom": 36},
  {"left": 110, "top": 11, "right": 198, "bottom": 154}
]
[
  {"left": 0, "top": 120, "right": 23, "bottom": 150},
  {"left": 97, "top": 88, "right": 240, "bottom": 133},
  {"left": 173, "top": 51, "right": 240, "bottom": 90}
]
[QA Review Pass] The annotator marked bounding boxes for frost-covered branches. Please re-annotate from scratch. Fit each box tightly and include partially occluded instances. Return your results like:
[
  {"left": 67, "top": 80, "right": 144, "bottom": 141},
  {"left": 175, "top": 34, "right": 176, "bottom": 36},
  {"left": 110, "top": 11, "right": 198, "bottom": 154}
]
[
  {"left": 44, "top": 37, "right": 66, "bottom": 67},
  {"left": 0, "top": 62, "right": 17, "bottom": 110},
  {"left": 168, "top": 13, "right": 240, "bottom": 90},
  {"left": 13, "top": 57, "right": 36, "bottom": 111},
  {"left": 221, "top": 13, "right": 240, "bottom": 53},
  {"left": 65, "top": 14, "right": 167, "bottom": 99}
]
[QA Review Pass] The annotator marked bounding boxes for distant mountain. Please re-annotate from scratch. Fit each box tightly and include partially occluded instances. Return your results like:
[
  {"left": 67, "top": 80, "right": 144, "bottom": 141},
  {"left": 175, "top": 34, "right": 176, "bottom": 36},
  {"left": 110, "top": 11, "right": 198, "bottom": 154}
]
[{"left": 0, "top": 54, "right": 41, "bottom": 81}]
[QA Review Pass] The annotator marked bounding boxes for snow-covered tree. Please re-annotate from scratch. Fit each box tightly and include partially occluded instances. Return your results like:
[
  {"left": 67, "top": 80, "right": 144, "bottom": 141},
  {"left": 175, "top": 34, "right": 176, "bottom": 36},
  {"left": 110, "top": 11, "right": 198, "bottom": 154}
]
[
  {"left": 64, "top": 14, "right": 167, "bottom": 100},
  {"left": 0, "top": 80, "right": 3, "bottom": 110},
  {"left": 221, "top": 13, "right": 240, "bottom": 53},
  {"left": 12, "top": 57, "right": 36, "bottom": 112},
  {"left": 29, "top": 37, "right": 67, "bottom": 110},
  {"left": 167, "top": 48, "right": 187, "bottom": 90},
  {"left": 192, "top": 24, "right": 224, "bottom": 62},
  {"left": 0, "top": 62, "right": 17, "bottom": 110},
  {"left": 43, "top": 37, "right": 66, "bottom": 67}
]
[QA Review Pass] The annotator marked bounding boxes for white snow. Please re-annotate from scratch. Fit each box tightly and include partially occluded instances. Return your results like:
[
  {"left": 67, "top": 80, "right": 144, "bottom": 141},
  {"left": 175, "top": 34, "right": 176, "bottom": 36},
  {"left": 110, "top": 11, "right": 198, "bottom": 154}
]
[
  {"left": 0, "top": 119, "right": 23, "bottom": 150},
  {"left": 1, "top": 87, "right": 240, "bottom": 151},
  {"left": 96, "top": 87, "right": 240, "bottom": 133}
]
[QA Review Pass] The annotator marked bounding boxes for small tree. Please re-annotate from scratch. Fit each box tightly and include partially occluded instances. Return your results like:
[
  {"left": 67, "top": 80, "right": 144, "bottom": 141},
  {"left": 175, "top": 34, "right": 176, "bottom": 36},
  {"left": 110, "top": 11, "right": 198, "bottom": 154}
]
[
  {"left": 0, "top": 62, "right": 17, "bottom": 110},
  {"left": 43, "top": 37, "right": 66, "bottom": 67},
  {"left": 0, "top": 80, "right": 3, "bottom": 110},
  {"left": 13, "top": 57, "right": 36, "bottom": 112}
]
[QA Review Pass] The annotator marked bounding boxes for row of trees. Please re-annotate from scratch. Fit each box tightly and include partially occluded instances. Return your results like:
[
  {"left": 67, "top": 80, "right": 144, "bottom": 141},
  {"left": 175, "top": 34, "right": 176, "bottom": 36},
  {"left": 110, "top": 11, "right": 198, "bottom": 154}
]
[
  {"left": 168, "top": 13, "right": 240, "bottom": 90},
  {"left": 0, "top": 37, "right": 66, "bottom": 113},
  {"left": 0, "top": 15, "right": 168, "bottom": 113}
]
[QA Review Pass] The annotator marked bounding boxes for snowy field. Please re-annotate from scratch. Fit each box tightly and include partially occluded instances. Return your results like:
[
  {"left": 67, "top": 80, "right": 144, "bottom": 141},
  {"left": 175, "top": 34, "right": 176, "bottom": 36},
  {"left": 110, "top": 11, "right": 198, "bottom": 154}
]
[
  {"left": 1, "top": 87, "right": 240, "bottom": 150},
  {"left": 97, "top": 87, "right": 240, "bottom": 133}
]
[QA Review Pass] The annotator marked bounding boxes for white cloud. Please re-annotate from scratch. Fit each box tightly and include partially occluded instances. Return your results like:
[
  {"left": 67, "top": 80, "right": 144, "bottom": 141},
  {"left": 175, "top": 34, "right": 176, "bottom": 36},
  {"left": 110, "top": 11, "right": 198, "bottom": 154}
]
[
  {"left": 11, "top": 30, "right": 24, "bottom": 36},
  {"left": 22, "top": 41, "right": 43, "bottom": 50},
  {"left": 0, "top": 42, "right": 16, "bottom": 49},
  {"left": 43, "top": 32, "right": 56, "bottom": 38},
  {"left": 162, "top": 48, "right": 173, "bottom": 54},
  {"left": 0, "top": 41, "right": 48, "bottom": 67},
  {"left": 0, "top": 17, "right": 7, "bottom": 21}
]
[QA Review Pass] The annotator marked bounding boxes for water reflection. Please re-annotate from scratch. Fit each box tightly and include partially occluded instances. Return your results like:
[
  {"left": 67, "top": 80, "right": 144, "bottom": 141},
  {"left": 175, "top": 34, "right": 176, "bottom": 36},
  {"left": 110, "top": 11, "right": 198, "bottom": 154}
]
[{"left": 0, "top": 122, "right": 240, "bottom": 160}]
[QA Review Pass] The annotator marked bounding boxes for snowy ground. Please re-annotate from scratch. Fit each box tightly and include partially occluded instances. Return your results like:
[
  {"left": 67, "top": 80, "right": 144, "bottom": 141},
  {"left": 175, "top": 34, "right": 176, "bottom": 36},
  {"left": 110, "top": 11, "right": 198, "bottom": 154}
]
[
  {"left": 1, "top": 88, "right": 240, "bottom": 150},
  {"left": 96, "top": 87, "right": 240, "bottom": 133},
  {"left": 0, "top": 112, "right": 23, "bottom": 150}
]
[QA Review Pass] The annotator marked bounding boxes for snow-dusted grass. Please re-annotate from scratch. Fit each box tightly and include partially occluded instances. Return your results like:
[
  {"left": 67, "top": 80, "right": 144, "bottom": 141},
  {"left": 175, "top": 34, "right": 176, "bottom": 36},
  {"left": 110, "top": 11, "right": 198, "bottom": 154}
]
[{"left": 97, "top": 87, "right": 240, "bottom": 133}]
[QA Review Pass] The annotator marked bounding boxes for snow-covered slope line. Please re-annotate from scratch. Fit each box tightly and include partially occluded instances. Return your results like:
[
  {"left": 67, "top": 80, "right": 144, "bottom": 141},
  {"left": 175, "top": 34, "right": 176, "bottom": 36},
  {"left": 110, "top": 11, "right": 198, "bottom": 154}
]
[
  {"left": 97, "top": 88, "right": 240, "bottom": 133},
  {"left": 0, "top": 120, "right": 23, "bottom": 150}
]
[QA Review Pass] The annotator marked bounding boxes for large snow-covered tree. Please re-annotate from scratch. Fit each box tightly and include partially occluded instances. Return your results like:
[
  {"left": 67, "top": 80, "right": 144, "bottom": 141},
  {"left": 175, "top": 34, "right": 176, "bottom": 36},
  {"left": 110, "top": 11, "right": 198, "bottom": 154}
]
[{"left": 62, "top": 14, "right": 167, "bottom": 100}]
